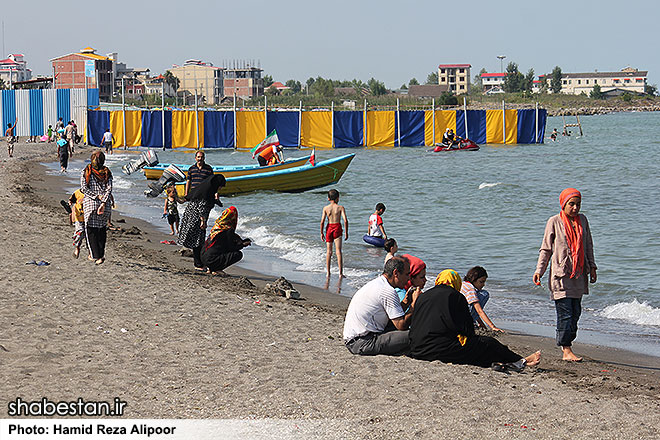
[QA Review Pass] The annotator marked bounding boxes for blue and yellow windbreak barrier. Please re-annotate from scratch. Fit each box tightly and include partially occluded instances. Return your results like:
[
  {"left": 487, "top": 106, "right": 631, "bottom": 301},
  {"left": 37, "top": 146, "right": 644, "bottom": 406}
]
[
  {"left": 86, "top": 108, "right": 546, "bottom": 148},
  {"left": 1, "top": 88, "right": 99, "bottom": 141}
]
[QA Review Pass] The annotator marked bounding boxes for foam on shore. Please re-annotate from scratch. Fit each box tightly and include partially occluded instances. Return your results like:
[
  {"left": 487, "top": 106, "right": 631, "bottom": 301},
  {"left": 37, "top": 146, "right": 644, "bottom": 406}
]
[{"left": 600, "top": 299, "right": 660, "bottom": 327}]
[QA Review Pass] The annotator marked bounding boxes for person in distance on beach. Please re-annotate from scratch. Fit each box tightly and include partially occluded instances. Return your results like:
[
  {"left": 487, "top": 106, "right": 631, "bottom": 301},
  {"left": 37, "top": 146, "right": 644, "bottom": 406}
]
[
  {"left": 460, "top": 266, "right": 502, "bottom": 332},
  {"left": 101, "top": 128, "right": 114, "bottom": 155},
  {"left": 178, "top": 175, "right": 226, "bottom": 271},
  {"left": 409, "top": 269, "right": 541, "bottom": 371},
  {"left": 200, "top": 206, "right": 251, "bottom": 276},
  {"left": 343, "top": 256, "right": 420, "bottom": 356},
  {"left": 534, "top": 188, "right": 597, "bottom": 362},
  {"left": 80, "top": 150, "right": 113, "bottom": 265},
  {"left": 321, "top": 188, "right": 349, "bottom": 278},
  {"left": 5, "top": 117, "right": 18, "bottom": 158}
]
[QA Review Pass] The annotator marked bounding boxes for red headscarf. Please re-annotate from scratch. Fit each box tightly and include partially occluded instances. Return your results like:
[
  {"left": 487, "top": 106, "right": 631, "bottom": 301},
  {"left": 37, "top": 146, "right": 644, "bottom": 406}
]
[
  {"left": 402, "top": 254, "right": 426, "bottom": 290},
  {"left": 559, "top": 188, "right": 584, "bottom": 278}
]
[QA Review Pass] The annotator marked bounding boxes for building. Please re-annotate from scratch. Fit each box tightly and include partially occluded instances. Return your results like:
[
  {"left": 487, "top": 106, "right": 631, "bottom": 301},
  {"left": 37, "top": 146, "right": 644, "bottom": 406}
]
[
  {"left": 50, "top": 47, "right": 113, "bottom": 100},
  {"left": 169, "top": 60, "right": 223, "bottom": 105},
  {"left": 223, "top": 65, "right": 264, "bottom": 99},
  {"left": 266, "top": 81, "right": 290, "bottom": 94},
  {"left": 0, "top": 54, "right": 32, "bottom": 87},
  {"left": 551, "top": 67, "right": 647, "bottom": 95},
  {"left": 407, "top": 84, "right": 450, "bottom": 98},
  {"left": 480, "top": 72, "right": 506, "bottom": 94},
  {"left": 143, "top": 75, "right": 176, "bottom": 98},
  {"left": 437, "top": 64, "right": 471, "bottom": 94}
]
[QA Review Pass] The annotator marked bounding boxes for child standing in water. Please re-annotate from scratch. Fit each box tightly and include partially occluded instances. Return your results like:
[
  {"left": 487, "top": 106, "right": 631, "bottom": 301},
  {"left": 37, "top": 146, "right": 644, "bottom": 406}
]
[
  {"left": 533, "top": 188, "right": 597, "bottom": 362},
  {"left": 321, "top": 189, "right": 349, "bottom": 277},
  {"left": 164, "top": 185, "right": 181, "bottom": 235}
]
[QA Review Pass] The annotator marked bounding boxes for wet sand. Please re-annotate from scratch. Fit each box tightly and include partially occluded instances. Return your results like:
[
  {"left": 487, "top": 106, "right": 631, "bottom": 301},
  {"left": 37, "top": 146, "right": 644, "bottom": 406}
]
[{"left": 1, "top": 141, "right": 659, "bottom": 438}]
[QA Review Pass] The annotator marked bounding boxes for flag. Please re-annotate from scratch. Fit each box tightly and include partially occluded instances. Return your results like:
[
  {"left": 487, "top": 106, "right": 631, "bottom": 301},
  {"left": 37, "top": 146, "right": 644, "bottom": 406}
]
[
  {"left": 251, "top": 130, "right": 280, "bottom": 158},
  {"left": 309, "top": 148, "right": 315, "bottom": 166}
]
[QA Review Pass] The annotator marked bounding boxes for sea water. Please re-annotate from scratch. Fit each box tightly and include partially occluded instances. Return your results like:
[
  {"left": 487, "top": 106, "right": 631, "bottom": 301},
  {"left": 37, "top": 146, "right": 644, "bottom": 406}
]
[{"left": 47, "top": 111, "right": 660, "bottom": 358}]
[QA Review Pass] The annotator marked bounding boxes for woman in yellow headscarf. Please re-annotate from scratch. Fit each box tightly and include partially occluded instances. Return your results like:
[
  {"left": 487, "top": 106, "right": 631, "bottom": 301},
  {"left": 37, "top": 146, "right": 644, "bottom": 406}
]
[
  {"left": 409, "top": 269, "right": 541, "bottom": 372},
  {"left": 200, "top": 206, "right": 251, "bottom": 276}
]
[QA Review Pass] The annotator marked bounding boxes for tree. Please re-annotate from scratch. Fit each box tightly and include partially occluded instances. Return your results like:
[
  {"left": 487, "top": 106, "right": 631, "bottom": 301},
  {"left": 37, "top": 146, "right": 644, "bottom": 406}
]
[
  {"left": 285, "top": 79, "right": 302, "bottom": 94},
  {"left": 503, "top": 62, "right": 525, "bottom": 93},
  {"left": 265, "top": 85, "right": 279, "bottom": 96},
  {"left": 425, "top": 72, "right": 438, "bottom": 85},
  {"left": 400, "top": 84, "right": 408, "bottom": 90},
  {"left": 310, "top": 76, "right": 334, "bottom": 96},
  {"left": 263, "top": 75, "right": 273, "bottom": 88},
  {"left": 524, "top": 68, "right": 535, "bottom": 92},
  {"left": 437, "top": 91, "right": 458, "bottom": 106},
  {"left": 164, "top": 70, "right": 180, "bottom": 93},
  {"left": 408, "top": 77, "right": 419, "bottom": 86},
  {"left": 473, "top": 68, "right": 487, "bottom": 91},
  {"left": 368, "top": 78, "right": 387, "bottom": 95},
  {"left": 590, "top": 83, "right": 604, "bottom": 99},
  {"left": 621, "top": 92, "right": 633, "bottom": 102},
  {"left": 645, "top": 84, "right": 658, "bottom": 96},
  {"left": 550, "top": 66, "right": 563, "bottom": 94}
]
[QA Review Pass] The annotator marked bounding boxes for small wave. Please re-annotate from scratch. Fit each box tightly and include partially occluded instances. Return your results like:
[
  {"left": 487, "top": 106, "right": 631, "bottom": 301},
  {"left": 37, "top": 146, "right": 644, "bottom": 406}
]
[
  {"left": 478, "top": 182, "right": 502, "bottom": 190},
  {"left": 112, "top": 176, "right": 134, "bottom": 190},
  {"left": 600, "top": 299, "right": 660, "bottom": 327}
]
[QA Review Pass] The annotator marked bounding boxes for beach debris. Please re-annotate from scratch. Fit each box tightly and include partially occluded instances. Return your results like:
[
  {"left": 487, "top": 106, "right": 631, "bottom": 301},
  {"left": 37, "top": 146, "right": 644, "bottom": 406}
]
[
  {"left": 267, "top": 341, "right": 277, "bottom": 346},
  {"left": 264, "top": 277, "right": 301, "bottom": 299},
  {"left": 120, "top": 328, "right": 128, "bottom": 333},
  {"left": 160, "top": 240, "right": 176, "bottom": 245},
  {"left": 116, "top": 226, "right": 142, "bottom": 235},
  {"left": 26, "top": 260, "right": 49, "bottom": 266}
]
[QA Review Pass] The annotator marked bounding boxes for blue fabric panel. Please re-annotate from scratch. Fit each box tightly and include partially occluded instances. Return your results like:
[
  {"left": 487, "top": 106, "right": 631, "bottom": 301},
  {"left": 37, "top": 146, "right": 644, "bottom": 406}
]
[
  {"left": 29, "top": 90, "right": 44, "bottom": 136},
  {"left": 204, "top": 111, "right": 234, "bottom": 148},
  {"left": 333, "top": 111, "right": 363, "bottom": 148},
  {"left": 536, "top": 109, "right": 547, "bottom": 144},
  {"left": 56, "top": 89, "right": 70, "bottom": 123},
  {"left": 397, "top": 111, "right": 425, "bottom": 147},
  {"left": 2, "top": 90, "right": 16, "bottom": 130},
  {"left": 87, "top": 110, "right": 110, "bottom": 147},
  {"left": 516, "top": 109, "right": 536, "bottom": 144},
  {"left": 456, "top": 110, "right": 466, "bottom": 139},
  {"left": 87, "top": 88, "right": 100, "bottom": 107},
  {"left": 464, "top": 110, "right": 486, "bottom": 144},
  {"left": 266, "top": 111, "right": 299, "bottom": 147},
  {"left": 141, "top": 111, "right": 172, "bottom": 148}
]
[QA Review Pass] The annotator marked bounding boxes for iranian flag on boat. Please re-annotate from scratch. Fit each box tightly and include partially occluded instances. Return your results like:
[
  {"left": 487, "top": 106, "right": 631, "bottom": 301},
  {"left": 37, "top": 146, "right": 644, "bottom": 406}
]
[{"left": 251, "top": 130, "right": 280, "bottom": 158}]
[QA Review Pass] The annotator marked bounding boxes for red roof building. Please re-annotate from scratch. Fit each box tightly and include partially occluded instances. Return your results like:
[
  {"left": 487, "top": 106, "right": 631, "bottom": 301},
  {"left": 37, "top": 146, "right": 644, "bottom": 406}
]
[{"left": 0, "top": 54, "right": 32, "bottom": 86}]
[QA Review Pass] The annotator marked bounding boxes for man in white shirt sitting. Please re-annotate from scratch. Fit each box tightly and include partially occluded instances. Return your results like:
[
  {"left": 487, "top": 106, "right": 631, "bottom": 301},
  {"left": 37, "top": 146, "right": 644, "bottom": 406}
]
[{"left": 343, "top": 256, "right": 421, "bottom": 356}]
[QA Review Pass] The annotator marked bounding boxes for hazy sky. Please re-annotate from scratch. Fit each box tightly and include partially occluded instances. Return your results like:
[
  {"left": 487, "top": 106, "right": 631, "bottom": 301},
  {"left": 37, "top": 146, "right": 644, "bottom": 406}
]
[{"left": 4, "top": 0, "right": 658, "bottom": 88}]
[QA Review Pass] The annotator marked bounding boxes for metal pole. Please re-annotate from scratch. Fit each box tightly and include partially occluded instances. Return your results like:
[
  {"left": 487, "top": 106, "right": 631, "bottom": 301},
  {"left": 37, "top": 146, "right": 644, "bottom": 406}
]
[
  {"left": 432, "top": 98, "right": 435, "bottom": 145},
  {"left": 195, "top": 88, "right": 199, "bottom": 149},
  {"left": 364, "top": 99, "right": 368, "bottom": 147},
  {"left": 330, "top": 101, "right": 335, "bottom": 148},
  {"left": 502, "top": 99, "right": 506, "bottom": 144},
  {"left": 264, "top": 95, "right": 268, "bottom": 139},
  {"left": 161, "top": 82, "right": 166, "bottom": 150},
  {"left": 233, "top": 93, "right": 237, "bottom": 149},
  {"left": 298, "top": 100, "right": 302, "bottom": 149},
  {"left": 535, "top": 102, "right": 539, "bottom": 143},
  {"left": 463, "top": 97, "right": 468, "bottom": 139},
  {"left": 122, "top": 78, "right": 126, "bottom": 149},
  {"left": 52, "top": 65, "right": 56, "bottom": 89},
  {"left": 396, "top": 98, "right": 401, "bottom": 147}
]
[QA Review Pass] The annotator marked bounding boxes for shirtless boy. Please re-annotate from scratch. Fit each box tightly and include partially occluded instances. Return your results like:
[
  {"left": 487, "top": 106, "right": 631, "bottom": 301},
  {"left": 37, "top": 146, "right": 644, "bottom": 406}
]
[
  {"left": 321, "top": 189, "right": 349, "bottom": 277},
  {"left": 5, "top": 118, "right": 17, "bottom": 158}
]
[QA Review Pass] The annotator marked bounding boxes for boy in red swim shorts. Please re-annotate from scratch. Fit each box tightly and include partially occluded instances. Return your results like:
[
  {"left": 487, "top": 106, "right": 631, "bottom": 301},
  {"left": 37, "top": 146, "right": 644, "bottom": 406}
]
[{"left": 321, "top": 189, "right": 349, "bottom": 278}]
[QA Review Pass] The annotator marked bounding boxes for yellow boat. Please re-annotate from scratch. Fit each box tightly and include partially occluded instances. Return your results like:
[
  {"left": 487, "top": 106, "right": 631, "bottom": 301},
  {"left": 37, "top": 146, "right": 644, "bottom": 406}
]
[
  {"left": 175, "top": 154, "right": 355, "bottom": 197},
  {"left": 143, "top": 155, "right": 311, "bottom": 180}
]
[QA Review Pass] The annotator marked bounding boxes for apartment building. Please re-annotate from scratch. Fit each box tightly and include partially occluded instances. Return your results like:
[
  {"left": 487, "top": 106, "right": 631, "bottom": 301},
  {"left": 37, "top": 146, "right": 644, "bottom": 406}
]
[
  {"left": 50, "top": 47, "right": 113, "bottom": 100},
  {"left": 0, "top": 54, "right": 32, "bottom": 86},
  {"left": 223, "top": 66, "right": 264, "bottom": 99},
  {"left": 480, "top": 72, "right": 505, "bottom": 94},
  {"left": 555, "top": 67, "right": 647, "bottom": 95},
  {"left": 169, "top": 60, "right": 223, "bottom": 105},
  {"left": 438, "top": 64, "right": 471, "bottom": 93}
]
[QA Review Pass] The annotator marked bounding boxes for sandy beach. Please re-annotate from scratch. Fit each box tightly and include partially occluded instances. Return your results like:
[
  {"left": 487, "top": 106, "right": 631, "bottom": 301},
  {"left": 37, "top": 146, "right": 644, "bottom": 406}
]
[{"left": 1, "top": 141, "right": 659, "bottom": 439}]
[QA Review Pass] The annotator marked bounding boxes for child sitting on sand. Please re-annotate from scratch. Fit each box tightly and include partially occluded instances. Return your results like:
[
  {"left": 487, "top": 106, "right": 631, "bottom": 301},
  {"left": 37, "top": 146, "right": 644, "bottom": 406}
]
[
  {"left": 164, "top": 185, "right": 182, "bottom": 235},
  {"left": 320, "top": 189, "right": 349, "bottom": 277},
  {"left": 384, "top": 238, "right": 398, "bottom": 264},
  {"left": 460, "top": 266, "right": 502, "bottom": 332},
  {"left": 367, "top": 203, "right": 387, "bottom": 239}
]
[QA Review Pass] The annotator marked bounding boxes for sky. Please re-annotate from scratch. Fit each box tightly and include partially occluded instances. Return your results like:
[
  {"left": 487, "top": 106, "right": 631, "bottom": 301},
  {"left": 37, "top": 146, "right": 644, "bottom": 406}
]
[{"left": 4, "top": 0, "right": 659, "bottom": 88}]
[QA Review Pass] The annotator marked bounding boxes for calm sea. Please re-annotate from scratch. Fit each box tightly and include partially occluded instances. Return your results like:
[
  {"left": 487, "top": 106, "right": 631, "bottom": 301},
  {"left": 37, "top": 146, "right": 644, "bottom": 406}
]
[{"left": 48, "top": 111, "right": 660, "bottom": 357}]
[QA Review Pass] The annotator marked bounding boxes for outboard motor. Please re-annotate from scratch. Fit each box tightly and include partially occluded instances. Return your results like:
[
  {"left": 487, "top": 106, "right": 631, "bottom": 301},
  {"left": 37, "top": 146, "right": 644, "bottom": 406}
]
[
  {"left": 144, "top": 164, "right": 186, "bottom": 198},
  {"left": 122, "top": 150, "right": 159, "bottom": 175}
]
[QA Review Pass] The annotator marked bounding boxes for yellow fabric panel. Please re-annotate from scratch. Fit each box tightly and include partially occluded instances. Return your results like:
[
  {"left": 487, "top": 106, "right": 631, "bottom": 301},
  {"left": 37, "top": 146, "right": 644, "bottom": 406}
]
[
  {"left": 485, "top": 109, "right": 504, "bottom": 144},
  {"left": 172, "top": 111, "right": 204, "bottom": 149},
  {"left": 110, "top": 111, "right": 123, "bottom": 148},
  {"left": 366, "top": 111, "right": 395, "bottom": 147},
  {"left": 505, "top": 109, "right": 518, "bottom": 144},
  {"left": 124, "top": 111, "right": 142, "bottom": 147},
  {"left": 236, "top": 111, "right": 265, "bottom": 149},
  {"left": 300, "top": 111, "right": 332, "bottom": 148},
  {"left": 424, "top": 110, "right": 456, "bottom": 145}
]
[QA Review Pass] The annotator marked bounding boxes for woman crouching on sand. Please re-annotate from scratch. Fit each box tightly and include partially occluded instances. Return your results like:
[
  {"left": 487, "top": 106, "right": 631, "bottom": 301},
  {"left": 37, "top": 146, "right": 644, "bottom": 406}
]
[
  {"left": 200, "top": 206, "right": 251, "bottom": 276},
  {"left": 533, "top": 188, "right": 597, "bottom": 362},
  {"left": 80, "top": 150, "right": 113, "bottom": 265},
  {"left": 409, "top": 269, "right": 541, "bottom": 372}
]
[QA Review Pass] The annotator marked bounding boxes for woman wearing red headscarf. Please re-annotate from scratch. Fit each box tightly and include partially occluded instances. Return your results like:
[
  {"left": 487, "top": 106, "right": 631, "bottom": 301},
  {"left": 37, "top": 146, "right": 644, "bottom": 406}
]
[
  {"left": 533, "top": 188, "right": 597, "bottom": 362},
  {"left": 395, "top": 254, "right": 427, "bottom": 310},
  {"left": 200, "top": 206, "right": 251, "bottom": 276}
]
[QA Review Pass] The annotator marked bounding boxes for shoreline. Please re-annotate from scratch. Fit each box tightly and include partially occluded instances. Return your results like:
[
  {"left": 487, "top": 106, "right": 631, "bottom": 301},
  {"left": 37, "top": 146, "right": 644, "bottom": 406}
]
[{"left": 2, "top": 141, "right": 660, "bottom": 437}]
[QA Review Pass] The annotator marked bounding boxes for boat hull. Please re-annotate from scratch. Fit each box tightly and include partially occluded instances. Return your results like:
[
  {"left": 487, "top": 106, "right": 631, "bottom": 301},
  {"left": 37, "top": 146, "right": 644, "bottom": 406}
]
[{"left": 144, "top": 155, "right": 311, "bottom": 180}]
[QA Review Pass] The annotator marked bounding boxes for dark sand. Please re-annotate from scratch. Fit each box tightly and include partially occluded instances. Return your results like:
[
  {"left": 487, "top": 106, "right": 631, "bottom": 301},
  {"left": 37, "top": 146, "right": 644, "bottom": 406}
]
[{"left": 1, "top": 141, "right": 659, "bottom": 438}]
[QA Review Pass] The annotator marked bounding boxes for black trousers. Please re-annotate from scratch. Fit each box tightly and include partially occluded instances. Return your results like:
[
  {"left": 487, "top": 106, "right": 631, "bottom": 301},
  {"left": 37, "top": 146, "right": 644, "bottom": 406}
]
[
  {"left": 257, "top": 155, "right": 268, "bottom": 166},
  {"left": 86, "top": 226, "right": 107, "bottom": 260},
  {"left": 192, "top": 246, "right": 203, "bottom": 268}
]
